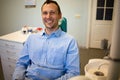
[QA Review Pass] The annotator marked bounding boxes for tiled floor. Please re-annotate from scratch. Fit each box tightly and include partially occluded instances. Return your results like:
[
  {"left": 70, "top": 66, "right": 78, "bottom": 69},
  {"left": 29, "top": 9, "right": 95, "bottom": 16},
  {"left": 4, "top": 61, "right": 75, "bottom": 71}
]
[{"left": 80, "top": 48, "right": 105, "bottom": 75}]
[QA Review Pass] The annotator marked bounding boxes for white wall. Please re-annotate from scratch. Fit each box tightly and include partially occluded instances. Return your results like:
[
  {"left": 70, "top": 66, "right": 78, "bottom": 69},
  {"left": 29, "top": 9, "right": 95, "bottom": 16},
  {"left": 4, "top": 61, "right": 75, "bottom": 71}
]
[{"left": 0, "top": 0, "right": 89, "bottom": 47}]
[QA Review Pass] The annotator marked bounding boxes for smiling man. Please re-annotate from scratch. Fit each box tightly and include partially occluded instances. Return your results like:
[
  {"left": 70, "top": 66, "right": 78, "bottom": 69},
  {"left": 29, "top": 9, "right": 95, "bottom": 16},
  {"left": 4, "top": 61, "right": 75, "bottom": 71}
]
[
  {"left": 13, "top": 0, "right": 80, "bottom": 80},
  {"left": 41, "top": 1, "right": 62, "bottom": 34}
]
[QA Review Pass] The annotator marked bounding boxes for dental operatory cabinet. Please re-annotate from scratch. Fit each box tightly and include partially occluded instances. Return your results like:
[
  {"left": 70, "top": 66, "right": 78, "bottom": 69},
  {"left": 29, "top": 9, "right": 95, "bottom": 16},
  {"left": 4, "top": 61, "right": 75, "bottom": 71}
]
[{"left": 0, "top": 27, "right": 42, "bottom": 80}]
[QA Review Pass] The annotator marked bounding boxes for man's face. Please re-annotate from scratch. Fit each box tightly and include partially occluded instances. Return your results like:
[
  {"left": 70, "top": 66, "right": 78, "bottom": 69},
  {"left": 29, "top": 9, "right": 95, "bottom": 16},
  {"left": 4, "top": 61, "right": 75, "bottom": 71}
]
[{"left": 41, "top": 3, "right": 61, "bottom": 29}]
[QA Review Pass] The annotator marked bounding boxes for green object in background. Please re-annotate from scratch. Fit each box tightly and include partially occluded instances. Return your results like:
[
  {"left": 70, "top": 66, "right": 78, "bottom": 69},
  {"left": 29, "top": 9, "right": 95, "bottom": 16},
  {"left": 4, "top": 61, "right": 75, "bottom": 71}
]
[{"left": 59, "top": 17, "right": 67, "bottom": 32}]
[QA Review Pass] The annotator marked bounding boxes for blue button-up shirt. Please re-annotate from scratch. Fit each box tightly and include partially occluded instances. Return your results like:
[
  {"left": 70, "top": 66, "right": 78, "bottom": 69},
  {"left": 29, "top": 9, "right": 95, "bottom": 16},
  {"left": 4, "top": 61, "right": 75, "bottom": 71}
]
[{"left": 13, "top": 28, "right": 80, "bottom": 80}]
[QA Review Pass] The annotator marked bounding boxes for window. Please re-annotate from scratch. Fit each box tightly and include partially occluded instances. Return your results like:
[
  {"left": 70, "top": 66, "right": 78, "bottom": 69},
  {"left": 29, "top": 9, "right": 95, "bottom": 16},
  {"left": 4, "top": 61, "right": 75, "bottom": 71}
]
[{"left": 96, "top": 0, "right": 114, "bottom": 20}]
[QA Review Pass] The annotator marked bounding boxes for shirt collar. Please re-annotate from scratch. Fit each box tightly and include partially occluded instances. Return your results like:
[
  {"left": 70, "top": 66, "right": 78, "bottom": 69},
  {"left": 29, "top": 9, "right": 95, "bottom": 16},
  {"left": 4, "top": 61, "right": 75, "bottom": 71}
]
[{"left": 40, "top": 28, "right": 62, "bottom": 37}]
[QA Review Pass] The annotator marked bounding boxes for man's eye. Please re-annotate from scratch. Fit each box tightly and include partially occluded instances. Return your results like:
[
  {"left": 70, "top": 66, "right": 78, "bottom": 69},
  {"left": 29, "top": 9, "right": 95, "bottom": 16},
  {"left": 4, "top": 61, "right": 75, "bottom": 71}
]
[
  {"left": 42, "top": 12, "right": 47, "bottom": 15},
  {"left": 50, "top": 11, "right": 55, "bottom": 15}
]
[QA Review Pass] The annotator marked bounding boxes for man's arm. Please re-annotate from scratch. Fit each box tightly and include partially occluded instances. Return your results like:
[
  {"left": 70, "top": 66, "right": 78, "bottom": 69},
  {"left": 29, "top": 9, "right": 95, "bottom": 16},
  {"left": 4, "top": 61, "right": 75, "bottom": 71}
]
[
  {"left": 12, "top": 37, "right": 31, "bottom": 80},
  {"left": 55, "top": 38, "right": 80, "bottom": 80}
]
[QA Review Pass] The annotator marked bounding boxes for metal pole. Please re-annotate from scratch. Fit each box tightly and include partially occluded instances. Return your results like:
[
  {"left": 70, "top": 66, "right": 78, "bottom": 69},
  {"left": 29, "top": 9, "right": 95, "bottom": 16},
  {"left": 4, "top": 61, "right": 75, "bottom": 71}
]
[{"left": 107, "top": 0, "right": 120, "bottom": 80}]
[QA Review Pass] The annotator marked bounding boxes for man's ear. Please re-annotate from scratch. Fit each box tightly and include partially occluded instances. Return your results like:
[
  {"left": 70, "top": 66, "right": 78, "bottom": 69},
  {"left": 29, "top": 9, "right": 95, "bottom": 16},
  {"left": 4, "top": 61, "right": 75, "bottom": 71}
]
[{"left": 59, "top": 13, "right": 62, "bottom": 19}]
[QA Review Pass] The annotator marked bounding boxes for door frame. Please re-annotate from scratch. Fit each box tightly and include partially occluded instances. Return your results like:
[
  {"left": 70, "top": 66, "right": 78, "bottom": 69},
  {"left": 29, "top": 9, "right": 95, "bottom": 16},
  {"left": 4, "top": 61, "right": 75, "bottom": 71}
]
[{"left": 86, "top": 0, "right": 92, "bottom": 48}]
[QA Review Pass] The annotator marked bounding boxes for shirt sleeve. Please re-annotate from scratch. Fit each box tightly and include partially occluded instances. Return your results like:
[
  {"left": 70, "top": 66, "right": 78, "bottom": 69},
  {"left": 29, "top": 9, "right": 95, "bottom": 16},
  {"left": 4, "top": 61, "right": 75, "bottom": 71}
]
[
  {"left": 55, "top": 38, "right": 80, "bottom": 80},
  {"left": 12, "top": 36, "right": 31, "bottom": 80}
]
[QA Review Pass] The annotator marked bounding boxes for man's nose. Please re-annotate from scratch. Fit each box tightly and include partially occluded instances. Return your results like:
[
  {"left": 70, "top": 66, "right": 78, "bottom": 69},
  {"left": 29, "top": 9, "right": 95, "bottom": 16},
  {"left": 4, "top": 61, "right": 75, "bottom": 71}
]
[{"left": 46, "top": 13, "right": 51, "bottom": 18}]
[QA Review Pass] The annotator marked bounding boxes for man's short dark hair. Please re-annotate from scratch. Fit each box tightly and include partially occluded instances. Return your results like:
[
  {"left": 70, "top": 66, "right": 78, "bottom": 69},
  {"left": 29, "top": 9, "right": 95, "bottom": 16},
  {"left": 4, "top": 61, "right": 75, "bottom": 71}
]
[{"left": 41, "top": 0, "right": 61, "bottom": 14}]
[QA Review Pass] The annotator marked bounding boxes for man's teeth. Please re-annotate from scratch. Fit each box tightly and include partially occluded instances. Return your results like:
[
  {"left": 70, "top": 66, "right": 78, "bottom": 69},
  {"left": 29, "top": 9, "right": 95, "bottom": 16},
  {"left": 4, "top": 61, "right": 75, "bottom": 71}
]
[{"left": 47, "top": 20, "right": 52, "bottom": 23}]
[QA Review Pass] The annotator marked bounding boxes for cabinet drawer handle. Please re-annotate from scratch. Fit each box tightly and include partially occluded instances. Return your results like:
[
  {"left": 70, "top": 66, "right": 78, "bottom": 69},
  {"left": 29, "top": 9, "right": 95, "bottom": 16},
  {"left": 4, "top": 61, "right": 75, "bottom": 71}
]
[
  {"left": 8, "top": 57, "right": 11, "bottom": 60},
  {"left": 5, "top": 43, "right": 15, "bottom": 48},
  {"left": 8, "top": 57, "right": 16, "bottom": 62},
  {"left": 6, "top": 50, "right": 17, "bottom": 54},
  {"left": 6, "top": 50, "right": 10, "bottom": 53},
  {"left": 10, "top": 73, "right": 13, "bottom": 78},
  {"left": 9, "top": 64, "right": 12, "bottom": 68}
]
